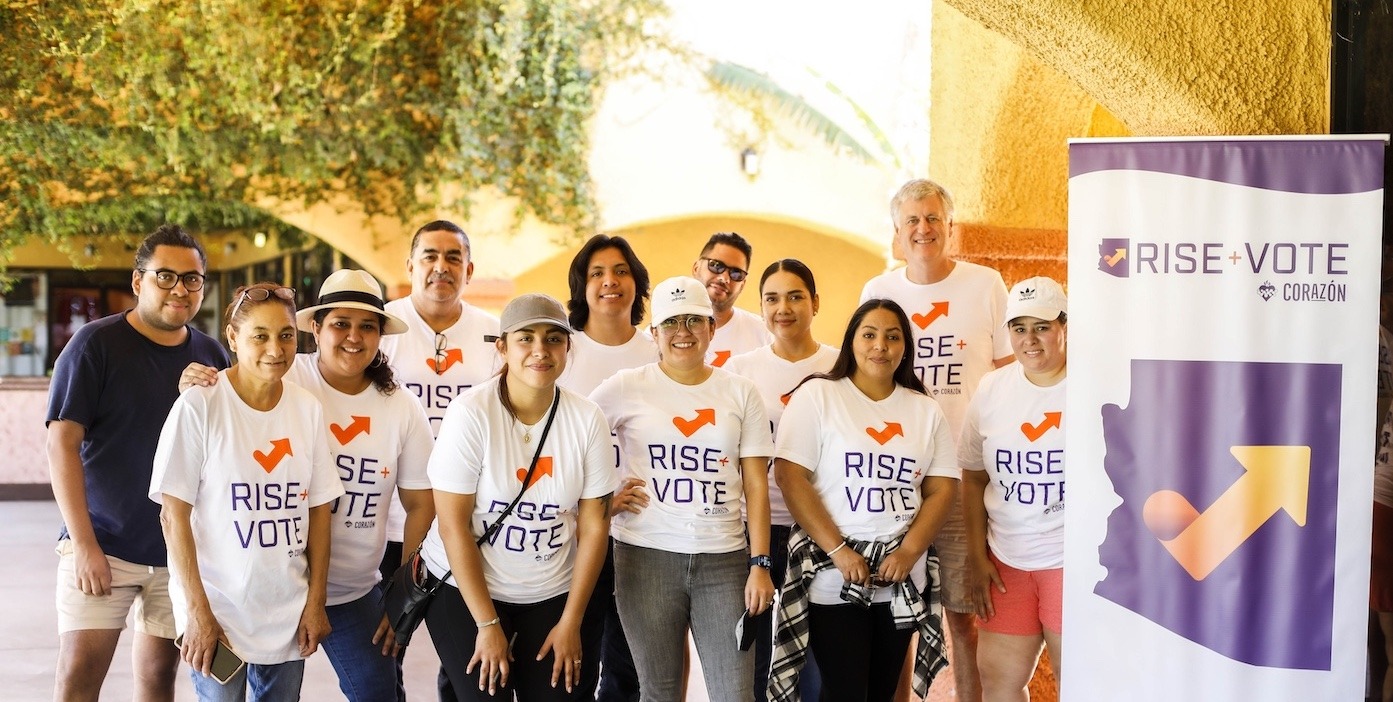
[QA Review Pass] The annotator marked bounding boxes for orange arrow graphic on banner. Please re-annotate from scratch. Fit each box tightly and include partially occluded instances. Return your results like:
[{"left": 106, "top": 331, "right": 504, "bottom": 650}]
[
  {"left": 711, "top": 350, "right": 732, "bottom": 367},
  {"left": 1143, "top": 445, "right": 1310, "bottom": 581},
  {"left": 1104, "top": 248, "right": 1127, "bottom": 267},
  {"left": 428, "top": 348, "right": 463, "bottom": 374},
  {"left": 253, "top": 438, "right": 293, "bottom": 473},
  {"left": 866, "top": 422, "right": 904, "bottom": 445},
  {"left": 1020, "top": 412, "right": 1062, "bottom": 442},
  {"left": 330, "top": 416, "right": 371, "bottom": 445},
  {"left": 910, "top": 302, "right": 949, "bottom": 330},
  {"left": 673, "top": 408, "right": 716, "bottom": 437},
  {"left": 516, "top": 456, "right": 554, "bottom": 488}
]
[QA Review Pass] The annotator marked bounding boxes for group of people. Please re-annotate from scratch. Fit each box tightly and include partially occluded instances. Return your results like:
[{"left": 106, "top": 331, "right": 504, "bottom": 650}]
[{"left": 47, "top": 178, "right": 1067, "bottom": 702}]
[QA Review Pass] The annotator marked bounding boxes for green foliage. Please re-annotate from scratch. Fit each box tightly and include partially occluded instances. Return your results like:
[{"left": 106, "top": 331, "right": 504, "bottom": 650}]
[
  {"left": 0, "top": 0, "right": 667, "bottom": 266},
  {"left": 704, "top": 60, "right": 900, "bottom": 169}
]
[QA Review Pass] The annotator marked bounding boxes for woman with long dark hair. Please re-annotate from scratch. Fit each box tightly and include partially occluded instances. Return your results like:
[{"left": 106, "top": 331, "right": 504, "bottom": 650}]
[
  {"left": 769, "top": 299, "right": 957, "bottom": 702},
  {"left": 724, "top": 259, "right": 836, "bottom": 701}
]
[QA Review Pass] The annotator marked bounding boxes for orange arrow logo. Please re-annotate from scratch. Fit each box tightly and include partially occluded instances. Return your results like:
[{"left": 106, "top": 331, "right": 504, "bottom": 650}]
[
  {"left": 330, "top": 415, "right": 371, "bottom": 445},
  {"left": 253, "top": 438, "right": 293, "bottom": 473},
  {"left": 1143, "top": 445, "right": 1310, "bottom": 581},
  {"left": 866, "top": 422, "right": 904, "bottom": 445},
  {"left": 673, "top": 408, "right": 716, "bottom": 437},
  {"left": 910, "top": 302, "right": 949, "bottom": 330},
  {"left": 711, "top": 350, "right": 732, "bottom": 367},
  {"left": 516, "top": 456, "right": 554, "bottom": 489},
  {"left": 1020, "top": 412, "right": 1062, "bottom": 442},
  {"left": 427, "top": 348, "right": 463, "bottom": 374},
  {"left": 1104, "top": 248, "right": 1127, "bottom": 268}
]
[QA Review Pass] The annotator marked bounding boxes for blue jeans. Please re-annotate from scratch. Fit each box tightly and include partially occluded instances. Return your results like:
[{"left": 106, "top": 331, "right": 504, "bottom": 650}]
[
  {"left": 189, "top": 660, "right": 304, "bottom": 702},
  {"left": 614, "top": 543, "right": 753, "bottom": 702},
  {"left": 323, "top": 584, "right": 398, "bottom": 702}
]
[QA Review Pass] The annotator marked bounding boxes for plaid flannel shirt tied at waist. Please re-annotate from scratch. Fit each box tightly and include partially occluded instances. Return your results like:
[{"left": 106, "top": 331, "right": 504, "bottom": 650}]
[{"left": 766, "top": 527, "right": 948, "bottom": 702}]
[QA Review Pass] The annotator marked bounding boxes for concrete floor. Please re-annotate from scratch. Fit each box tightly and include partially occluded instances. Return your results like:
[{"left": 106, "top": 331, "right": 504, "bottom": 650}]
[{"left": 2, "top": 500, "right": 990, "bottom": 701}]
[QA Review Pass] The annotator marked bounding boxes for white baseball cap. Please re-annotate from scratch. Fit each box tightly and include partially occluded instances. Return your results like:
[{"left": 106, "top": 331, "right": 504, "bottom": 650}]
[
  {"left": 1004, "top": 276, "right": 1067, "bottom": 324},
  {"left": 650, "top": 276, "right": 714, "bottom": 325}
]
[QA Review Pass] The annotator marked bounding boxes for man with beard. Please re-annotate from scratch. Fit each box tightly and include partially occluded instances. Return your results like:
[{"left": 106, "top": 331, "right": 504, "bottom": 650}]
[{"left": 692, "top": 232, "right": 770, "bottom": 368}]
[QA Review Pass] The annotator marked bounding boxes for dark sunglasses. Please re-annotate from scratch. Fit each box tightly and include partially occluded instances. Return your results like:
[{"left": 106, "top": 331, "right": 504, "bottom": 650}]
[
  {"left": 230, "top": 286, "right": 295, "bottom": 321},
  {"left": 701, "top": 257, "right": 748, "bottom": 282}
]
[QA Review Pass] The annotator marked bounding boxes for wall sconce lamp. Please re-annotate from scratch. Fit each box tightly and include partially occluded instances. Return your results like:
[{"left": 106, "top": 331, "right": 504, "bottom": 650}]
[
  {"left": 224, "top": 241, "right": 238, "bottom": 255},
  {"left": 253, "top": 231, "right": 268, "bottom": 248},
  {"left": 83, "top": 242, "right": 97, "bottom": 257},
  {"left": 741, "top": 147, "right": 760, "bottom": 178}
]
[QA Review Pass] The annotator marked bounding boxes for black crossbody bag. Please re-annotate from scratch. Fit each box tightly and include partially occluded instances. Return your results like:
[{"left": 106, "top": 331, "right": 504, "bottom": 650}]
[{"left": 382, "top": 389, "right": 561, "bottom": 646}]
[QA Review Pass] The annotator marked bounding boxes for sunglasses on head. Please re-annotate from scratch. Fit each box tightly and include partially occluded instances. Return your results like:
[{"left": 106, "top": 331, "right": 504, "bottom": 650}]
[
  {"left": 230, "top": 286, "right": 295, "bottom": 321},
  {"left": 701, "top": 257, "right": 748, "bottom": 282}
]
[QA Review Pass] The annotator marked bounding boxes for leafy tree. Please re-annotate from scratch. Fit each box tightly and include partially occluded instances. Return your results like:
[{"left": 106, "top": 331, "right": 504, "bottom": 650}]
[{"left": 0, "top": 0, "right": 667, "bottom": 267}]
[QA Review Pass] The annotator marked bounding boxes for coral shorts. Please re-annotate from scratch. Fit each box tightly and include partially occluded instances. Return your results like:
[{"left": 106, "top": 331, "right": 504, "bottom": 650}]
[{"left": 977, "top": 553, "right": 1062, "bottom": 636}]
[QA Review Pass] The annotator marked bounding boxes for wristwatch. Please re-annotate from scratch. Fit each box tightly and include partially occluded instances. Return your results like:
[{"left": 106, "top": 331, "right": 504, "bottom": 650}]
[{"left": 749, "top": 555, "right": 772, "bottom": 569}]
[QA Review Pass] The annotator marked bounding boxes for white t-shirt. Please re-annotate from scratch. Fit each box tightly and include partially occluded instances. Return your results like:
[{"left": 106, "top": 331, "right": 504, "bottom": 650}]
[
  {"left": 958, "top": 364, "right": 1066, "bottom": 570},
  {"left": 285, "top": 355, "right": 436, "bottom": 604},
  {"left": 149, "top": 373, "right": 344, "bottom": 664},
  {"left": 776, "top": 377, "right": 957, "bottom": 605},
  {"left": 420, "top": 378, "right": 617, "bottom": 604},
  {"left": 558, "top": 329, "right": 658, "bottom": 397},
  {"left": 707, "top": 308, "right": 772, "bottom": 368},
  {"left": 724, "top": 344, "right": 839, "bottom": 526},
  {"left": 590, "top": 364, "right": 774, "bottom": 554},
  {"left": 379, "top": 298, "right": 501, "bottom": 540},
  {"left": 860, "top": 262, "right": 1010, "bottom": 441}
]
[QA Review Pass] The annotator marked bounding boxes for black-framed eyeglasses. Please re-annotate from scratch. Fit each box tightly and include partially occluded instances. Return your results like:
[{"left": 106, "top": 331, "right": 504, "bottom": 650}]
[
  {"left": 701, "top": 257, "right": 748, "bottom": 282},
  {"left": 138, "top": 268, "right": 206, "bottom": 292},
  {"left": 657, "top": 315, "right": 711, "bottom": 332},
  {"left": 433, "top": 332, "right": 449, "bottom": 375},
  {"left": 229, "top": 286, "right": 295, "bottom": 322}
]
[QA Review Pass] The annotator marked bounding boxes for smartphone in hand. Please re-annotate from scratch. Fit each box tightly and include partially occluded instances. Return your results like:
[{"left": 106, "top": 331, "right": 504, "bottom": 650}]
[{"left": 174, "top": 633, "right": 246, "bottom": 685}]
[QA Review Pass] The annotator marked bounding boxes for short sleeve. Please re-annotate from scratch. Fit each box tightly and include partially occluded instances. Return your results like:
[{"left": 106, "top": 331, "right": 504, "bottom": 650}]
[
  {"left": 958, "top": 394, "right": 987, "bottom": 472},
  {"left": 579, "top": 402, "right": 618, "bottom": 499},
  {"left": 924, "top": 403, "right": 960, "bottom": 480},
  {"left": 149, "top": 391, "right": 208, "bottom": 505},
  {"left": 395, "top": 397, "right": 436, "bottom": 490},
  {"left": 774, "top": 381, "right": 824, "bottom": 473},
  {"left": 736, "top": 378, "right": 774, "bottom": 459},
  {"left": 427, "top": 398, "right": 487, "bottom": 495},
  {"left": 990, "top": 273, "right": 1012, "bottom": 361},
  {"left": 305, "top": 401, "right": 346, "bottom": 507},
  {"left": 46, "top": 333, "right": 101, "bottom": 428}
]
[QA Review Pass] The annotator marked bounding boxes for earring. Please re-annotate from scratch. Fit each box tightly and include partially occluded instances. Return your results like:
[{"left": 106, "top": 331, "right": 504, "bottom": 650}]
[{"left": 369, "top": 351, "right": 386, "bottom": 369}]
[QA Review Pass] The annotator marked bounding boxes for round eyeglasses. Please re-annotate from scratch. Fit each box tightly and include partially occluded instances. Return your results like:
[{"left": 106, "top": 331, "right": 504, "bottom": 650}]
[
  {"left": 138, "top": 268, "right": 206, "bottom": 292},
  {"left": 657, "top": 315, "right": 711, "bottom": 332}
]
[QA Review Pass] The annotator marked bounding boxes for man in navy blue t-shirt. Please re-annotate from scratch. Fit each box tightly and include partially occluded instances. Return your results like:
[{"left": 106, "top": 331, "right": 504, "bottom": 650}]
[{"left": 47, "top": 224, "right": 229, "bottom": 701}]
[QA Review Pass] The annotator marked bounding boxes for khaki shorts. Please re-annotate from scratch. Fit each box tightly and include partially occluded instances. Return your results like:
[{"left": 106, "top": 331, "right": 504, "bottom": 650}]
[
  {"left": 932, "top": 502, "right": 973, "bottom": 614},
  {"left": 54, "top": 540, "right": 176, "bottom": 639}
]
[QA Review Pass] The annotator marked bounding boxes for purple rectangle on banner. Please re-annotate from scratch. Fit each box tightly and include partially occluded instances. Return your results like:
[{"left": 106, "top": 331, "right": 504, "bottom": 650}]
[
  {"left": 1070, "top": 139, "right": 1384, "bottom": 195},
  {"left": 1094, "top": 359, "right": 1339, "bottom": 670}
]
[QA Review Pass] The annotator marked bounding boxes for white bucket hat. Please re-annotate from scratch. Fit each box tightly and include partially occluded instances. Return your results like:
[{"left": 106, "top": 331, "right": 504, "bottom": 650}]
[{"left": 295, "top": 269, "right": 408, "bottom": 335}]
